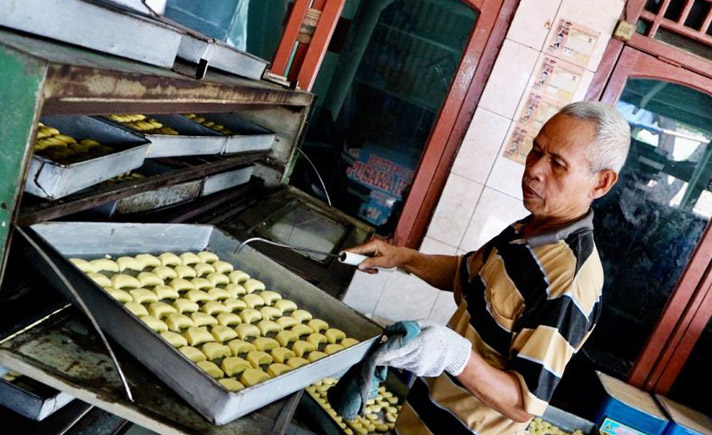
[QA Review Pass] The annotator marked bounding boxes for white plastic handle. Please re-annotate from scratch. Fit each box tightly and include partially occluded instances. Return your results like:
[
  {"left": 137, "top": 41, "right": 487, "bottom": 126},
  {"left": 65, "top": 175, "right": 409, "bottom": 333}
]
[
  {"left": 338, "top": 251, "right": 370, "bottom": 266},
  {"left": 338, "top": 251, "right": 395, "bottom": 272}
]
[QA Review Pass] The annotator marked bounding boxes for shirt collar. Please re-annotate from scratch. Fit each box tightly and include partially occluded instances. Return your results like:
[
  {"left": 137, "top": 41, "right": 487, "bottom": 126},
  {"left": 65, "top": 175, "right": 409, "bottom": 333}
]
[{"left": 512, "top": 209, "right": 594, "bottom": 247}]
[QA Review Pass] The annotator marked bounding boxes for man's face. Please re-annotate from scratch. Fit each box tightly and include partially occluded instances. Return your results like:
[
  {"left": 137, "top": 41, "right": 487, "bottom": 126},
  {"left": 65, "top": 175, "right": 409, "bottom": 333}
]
[{"left": 522, "top": 114, "right": 601, "bottom": 220}]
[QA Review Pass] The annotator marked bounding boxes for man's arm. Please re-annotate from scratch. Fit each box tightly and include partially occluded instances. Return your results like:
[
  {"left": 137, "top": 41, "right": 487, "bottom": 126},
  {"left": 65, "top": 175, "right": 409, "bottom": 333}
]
[
  {"left": 456, "top": 350, "right": 532, "bottom": 423},
  {"left": 347, "top": 239, "right": 459, "bottom": 290}
]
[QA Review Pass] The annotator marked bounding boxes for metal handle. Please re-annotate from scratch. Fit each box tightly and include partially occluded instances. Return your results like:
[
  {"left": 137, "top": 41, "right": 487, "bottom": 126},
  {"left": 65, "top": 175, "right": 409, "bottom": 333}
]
[{"left": 14, "top": 227, "right": 134, "bottom": 402}]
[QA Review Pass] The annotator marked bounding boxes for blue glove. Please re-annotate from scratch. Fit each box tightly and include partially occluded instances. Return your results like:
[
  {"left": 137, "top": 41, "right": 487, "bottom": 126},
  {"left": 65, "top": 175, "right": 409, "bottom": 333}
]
[{"left": 327, "top": 321, "right": 421, "bottom": 419}]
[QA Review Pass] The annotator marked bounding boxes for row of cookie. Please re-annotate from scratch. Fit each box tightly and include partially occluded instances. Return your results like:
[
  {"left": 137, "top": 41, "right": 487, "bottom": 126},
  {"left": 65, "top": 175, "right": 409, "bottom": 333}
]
[{"left": 70, "top": 251, "right": 231, "bottom": 273}]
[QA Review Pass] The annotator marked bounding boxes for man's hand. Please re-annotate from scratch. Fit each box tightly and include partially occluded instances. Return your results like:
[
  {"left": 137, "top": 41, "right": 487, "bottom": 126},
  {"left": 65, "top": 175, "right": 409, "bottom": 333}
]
[
  {"left": 346, "top": 239, "right": 410, "bottom": 274},
  {"left": 375, "top": 321, "right": 471, "bottom": 377}
]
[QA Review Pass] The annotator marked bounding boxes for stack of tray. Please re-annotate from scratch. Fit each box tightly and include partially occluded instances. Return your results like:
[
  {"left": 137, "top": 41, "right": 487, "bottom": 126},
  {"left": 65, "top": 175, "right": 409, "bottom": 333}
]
[
  {"left": 0, "top": 0, "right": 269, "bottom": 81},
  {"left": 20, "top": 222, "right": 382, "bottom": 425},
  {"left": 25, "top": 116, "right": 150, "bottom": 200}
]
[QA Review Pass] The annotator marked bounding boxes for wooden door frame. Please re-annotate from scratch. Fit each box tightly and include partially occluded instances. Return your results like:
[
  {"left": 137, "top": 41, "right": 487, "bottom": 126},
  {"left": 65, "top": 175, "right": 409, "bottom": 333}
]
[
  {"left": 597, "top": 45, "right": 712, "bottom": 394},
  {"left": 392, "top": 0, "right": 520, "bottom": 248}
]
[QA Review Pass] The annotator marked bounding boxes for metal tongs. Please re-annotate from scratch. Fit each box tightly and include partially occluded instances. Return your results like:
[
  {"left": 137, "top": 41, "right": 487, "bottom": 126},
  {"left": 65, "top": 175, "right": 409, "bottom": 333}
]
[
  {"left": 236, "top": 237, "right": 370, "bottom": 266},
  {"left": 15, "top": 226, "right": 134, "bottom": 402}
]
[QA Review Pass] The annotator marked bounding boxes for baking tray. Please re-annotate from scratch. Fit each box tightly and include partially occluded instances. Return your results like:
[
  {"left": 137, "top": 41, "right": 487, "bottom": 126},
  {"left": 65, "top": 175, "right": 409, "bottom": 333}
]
[
  {"left": 201, "top": 165, "right": 255, "bottom": 196},
  {"left": 0, "top": 0, "right": 183, "bottom": 68},
  {"left": 201, "top": 113, "right": 275, "bottom": 155},
  {"left": 297, "top": 371, "right": 408, "bottom": 435},
  {"left": 177, "top": 33, "right": 269, "bottom": 81},
  {"left": 100, "top": 114, "right": 224, "bottom": 158},
  {"left": 23, "top": 222, "right": 382, "bottom": 425},
  {"left": 0, "top": 369, "right": 75, "bottom": 421},
  {"left": 25, "top": 116, "right": 150, "bottom": 200}
]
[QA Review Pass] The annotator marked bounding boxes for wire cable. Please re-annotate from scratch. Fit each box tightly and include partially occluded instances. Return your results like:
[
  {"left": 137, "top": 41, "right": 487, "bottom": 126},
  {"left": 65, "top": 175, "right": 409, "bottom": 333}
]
[{"left": 297, "top": 148, "right": 332, "bottom": 207}]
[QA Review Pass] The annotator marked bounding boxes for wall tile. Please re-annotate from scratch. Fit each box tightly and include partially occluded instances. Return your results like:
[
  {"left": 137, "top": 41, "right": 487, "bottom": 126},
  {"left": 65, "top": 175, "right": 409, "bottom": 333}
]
[
  {"left": 460, "top": 187, "right": 529, "bottom": 252},
  {"left": 452, "top": 108, "right": 512, "bottom": 185},
  {"left": 342, "top": 270, "right": 390, "bottom": 318},
  {"left": 545, "top": 0, "right": 624, "bottom": 72},
  {"left": 506, "top": 0, "right": 562, "bottom": 51},
  {"left": 478, "top": 40, "right": 540, "bottom": 119},
  {"left": 372, "top": 271, "right": 439, "bottom": 324},
  {"left": 426, "top": 174, "right": 484, "bottom": 248},
  {"left": 419, "top": 237, "right": 458, "bottom": 256},
  {"left": 428, "top": 291, "right": 459, "bottom": 325}
]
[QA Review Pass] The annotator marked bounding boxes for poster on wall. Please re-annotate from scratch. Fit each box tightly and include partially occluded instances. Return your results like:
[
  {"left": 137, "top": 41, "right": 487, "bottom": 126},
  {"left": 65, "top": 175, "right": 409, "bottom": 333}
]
[
  {"left": 546, "top": 19, "right": 600, "bottom": 68},
  {"left": 503, "top": 55, "right": 585, "bottom": 164},
  {"left": 346, "top": 144, "right": 415, "bottom": 226}
]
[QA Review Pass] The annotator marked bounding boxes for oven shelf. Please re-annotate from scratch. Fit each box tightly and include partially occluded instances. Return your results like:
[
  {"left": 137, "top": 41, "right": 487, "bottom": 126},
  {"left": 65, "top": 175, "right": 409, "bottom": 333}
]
[{"left": 17, "top": 152, "right": 268, "bottom": 226}]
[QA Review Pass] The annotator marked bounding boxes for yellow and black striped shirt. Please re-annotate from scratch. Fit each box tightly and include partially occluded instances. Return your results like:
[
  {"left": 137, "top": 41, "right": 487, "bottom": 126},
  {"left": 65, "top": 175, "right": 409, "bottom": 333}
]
[{"left": 397, "top": 210, "right": 603, "bottom": 435}]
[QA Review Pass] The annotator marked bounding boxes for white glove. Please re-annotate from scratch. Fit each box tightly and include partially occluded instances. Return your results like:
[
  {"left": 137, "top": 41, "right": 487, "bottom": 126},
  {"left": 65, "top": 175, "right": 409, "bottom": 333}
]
[{"left": 375, "top": 321, "right": 472, "bottom": 377}]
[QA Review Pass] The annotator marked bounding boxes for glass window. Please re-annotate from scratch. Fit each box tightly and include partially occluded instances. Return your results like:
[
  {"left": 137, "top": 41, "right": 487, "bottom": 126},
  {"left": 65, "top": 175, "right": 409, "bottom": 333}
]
[
  {"left": 263, "top": 203, "right": 349, "bottom": 262},
  {"left": 290, "top": 0, "right": 478, "bottom": 234},
  {"left": 585, "top": 79, "right": 712, "bottom": 377}
]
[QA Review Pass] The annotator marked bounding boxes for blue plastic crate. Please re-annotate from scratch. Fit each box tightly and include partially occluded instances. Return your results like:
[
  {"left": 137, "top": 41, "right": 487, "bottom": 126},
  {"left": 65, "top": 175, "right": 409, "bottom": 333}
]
[{"left": 594, "top": 371, "right": 669, "bottom": 435}]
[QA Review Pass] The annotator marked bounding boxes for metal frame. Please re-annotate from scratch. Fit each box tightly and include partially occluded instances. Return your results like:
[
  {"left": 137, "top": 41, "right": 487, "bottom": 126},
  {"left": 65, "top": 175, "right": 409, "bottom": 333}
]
[
  {"left": 595, "top": 45, "right": 712, "bottom": 395},
  {"left": 393, "top": 0, "right": 518, "bottom": 248}
]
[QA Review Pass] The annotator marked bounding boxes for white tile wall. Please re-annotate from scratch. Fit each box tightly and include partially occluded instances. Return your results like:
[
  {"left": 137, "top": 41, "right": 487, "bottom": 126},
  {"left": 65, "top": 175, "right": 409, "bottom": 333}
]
[
  {"left": 451, "top": 108, "right": 512, "bottom": 185},
  {"left": 429, "top": 291, "right": 458, "bottom": 325},
  {"left": 372, "top": 271, "right": 439, "bottom": 324},
  {"left": 460, "top": 187, "right": 529, "bottom": 252},
  {"left": 426, "top": 174, "right": 484, "bottom": 248},
  {"left": 477, "top": 40, "right": 540, "bottom": 119},
  {"left": 342, "top": 270, "right": 390, "bottom": 318},
  {"left": 420, "top": 236, "right": 459, "bottom": 256},
  {"left": 506, "top": 0, "right": 562, "bottom": 51}
]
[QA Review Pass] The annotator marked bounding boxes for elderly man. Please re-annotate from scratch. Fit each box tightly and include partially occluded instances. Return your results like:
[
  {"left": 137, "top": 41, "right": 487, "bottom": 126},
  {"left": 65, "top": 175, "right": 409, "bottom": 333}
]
[{"left": 348, "top": 101, "right": 630, "bottom": 434}]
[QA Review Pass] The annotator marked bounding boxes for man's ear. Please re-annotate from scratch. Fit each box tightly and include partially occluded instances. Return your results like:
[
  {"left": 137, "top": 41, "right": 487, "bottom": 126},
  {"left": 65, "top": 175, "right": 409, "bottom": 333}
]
[{"left": 591, "top": 169, "right": 618, "bottom": 200}]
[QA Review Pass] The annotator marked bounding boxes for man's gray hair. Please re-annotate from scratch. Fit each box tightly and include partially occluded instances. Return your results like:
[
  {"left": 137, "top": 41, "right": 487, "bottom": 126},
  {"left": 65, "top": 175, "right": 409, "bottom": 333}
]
[{"left": 559, "top": 101, "right": 631, "bottom": 174}]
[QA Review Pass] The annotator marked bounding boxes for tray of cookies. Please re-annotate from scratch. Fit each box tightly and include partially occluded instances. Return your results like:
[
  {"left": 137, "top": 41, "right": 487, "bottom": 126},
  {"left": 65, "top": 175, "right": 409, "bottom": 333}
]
[
  {"left": 25, "top": 116, "right": 150, "bottom": 200},
  {"left": 22, "top": 222, "right": 382, "bottom": 425},
  {"left": 101, "top": 113, "right": 274, "bottom": 158}
]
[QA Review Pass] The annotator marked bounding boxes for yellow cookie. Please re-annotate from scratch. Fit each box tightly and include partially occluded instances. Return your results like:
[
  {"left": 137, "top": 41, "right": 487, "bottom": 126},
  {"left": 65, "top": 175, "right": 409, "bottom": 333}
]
[
  {"left": 196, "top": 360, "right": 224, "bottom": 379},
  {"left": 260, "top": 291, "right": 282, "bottom": 305},
  {"left": 202, "top": 342, "right": 230, "bottom": 360},
  {"left": 191, "top": 312, "right": 218, "bottom": 327},
  {"left": 154, "top": 285, "right": 180, "bottom": 300},
  {"left": 293, "top": 340, "right": 316, "bottom": 358},
  {"left": 194, "top": 262, "right": 216, "bottom": 277},
  {"left": 267, "top": 363, "right": 291, "bottom": 377},
  {"left": 227, "top": 339, "right": 256, "bottom": 356},
  {"left": 124, "top": 301, "right": 148, "bottom": 317},
  {"left": 179, "top": 346, "right": 206, "bottom": 362},
  {"left": 139, "top": 315, "right": 168, "bottom": 332},
  {"left": 172, "top": 298, "right": 199, "bottom": 314},
  {"left": 240, "top": 368, "right": 270, "bottom": 387},
  {"left": 105, "top": 287, "right": 132, "bottom": 303},
  {"left": 183, "top": 326, "right": 214, "bottom": 346},
  {"left": 236, "top": 323, "right": 260, "bottom": 340},
  {"left": 160, "top": 331, "right": 188, "bottom": 347},
  {"left": 211, "top": 325, "right": 238, "bottom": 342},
  {"left": 271, "top": 347, "right": 295, "bottom": 364},
  {"left": 218, "top": 378, "right": 245, "bottom": 392},
  {"left": 221, "top": 357, "right": 251, "bottom": 376},
  {"left": 165, "top": 313, "right": 194, "bottom": 332},
  {"left": 228, "top": 270, "right": 250, "bottom": 284},
  {"left": 216, "top": 312, "right": 242, "bottom": 327},
  {"left": 253, "top": 337, "right": 280, "bottom": 351}
]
